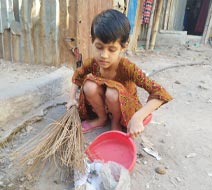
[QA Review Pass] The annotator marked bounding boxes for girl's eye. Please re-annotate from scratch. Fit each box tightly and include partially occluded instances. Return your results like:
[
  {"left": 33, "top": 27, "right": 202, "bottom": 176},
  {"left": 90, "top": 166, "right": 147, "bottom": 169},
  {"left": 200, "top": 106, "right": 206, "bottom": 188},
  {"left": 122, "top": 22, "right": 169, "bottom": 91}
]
[
  {"left": 109, "top": 48, "right": 117, "bottom": 52},
  {"left": 109, "top": 49, "right": 116, "bottom": 52},
  {"left": 96, "top": 45, "right": 103, "bottom": 50}
]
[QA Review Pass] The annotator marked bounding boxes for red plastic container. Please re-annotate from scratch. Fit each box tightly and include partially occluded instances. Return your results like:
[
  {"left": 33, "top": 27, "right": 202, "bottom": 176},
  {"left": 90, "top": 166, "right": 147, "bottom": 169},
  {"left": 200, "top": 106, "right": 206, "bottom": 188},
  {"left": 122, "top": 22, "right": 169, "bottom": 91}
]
[
  {"left": 143, "top": 113, "right": 152, "bottom": 126},
  {"left": 85, "top": 114, "right": 152, "bottom": 172},
  {"left": 85, "top": 131, "right": 136, "bottom": 172}
]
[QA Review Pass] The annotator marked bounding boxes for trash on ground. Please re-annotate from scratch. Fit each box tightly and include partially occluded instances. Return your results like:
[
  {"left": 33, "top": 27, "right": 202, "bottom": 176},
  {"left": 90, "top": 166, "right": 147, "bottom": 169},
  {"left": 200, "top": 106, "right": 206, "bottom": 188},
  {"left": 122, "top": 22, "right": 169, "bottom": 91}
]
[
  {"left": 207, "top": 99, "right": 212, "bottom": 103},
  {"left": 175, "top": 177, "right": 181, "bottom": 182},
  {"left": 143, "top": 147, "right": 161, "bottom": 160},
  {"left": 75, "top": 160, "right": 131, "bottom": 190},
  {"left": 185, "top": 153, "right": 197, "bottom": 158}
]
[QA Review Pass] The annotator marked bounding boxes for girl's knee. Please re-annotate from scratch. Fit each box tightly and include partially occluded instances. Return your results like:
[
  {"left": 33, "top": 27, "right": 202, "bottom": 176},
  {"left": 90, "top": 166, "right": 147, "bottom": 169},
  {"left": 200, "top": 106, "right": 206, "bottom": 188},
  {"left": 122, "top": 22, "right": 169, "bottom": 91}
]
[
  {"left": 83, "top": 80, "right": 102, "bottom": 96},
  {"left": 105, "top": 88, "right": 119, "bottom": 103},
  {"left": 83, "top": 80, "right": 98, "bottom": 95}
]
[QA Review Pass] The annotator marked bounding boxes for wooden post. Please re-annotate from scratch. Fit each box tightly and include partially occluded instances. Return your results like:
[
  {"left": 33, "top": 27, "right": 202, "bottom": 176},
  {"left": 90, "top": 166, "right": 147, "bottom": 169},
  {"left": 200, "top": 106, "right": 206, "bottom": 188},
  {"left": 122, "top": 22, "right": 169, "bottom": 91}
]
[
  {"left": 145, "top": 0, "right": 157, "bottom": 50},
  {"left": 167, "top": 0, "right": 174, "bottom": 30},
  {"left": 163, "top": 0, "right": 172, "bottom": 30},
  {"left": 201, "top": 3, "right": 212, "bottom": 44},
  {"left": 150, "top": 0, "right": 163, "bottom": 50}
]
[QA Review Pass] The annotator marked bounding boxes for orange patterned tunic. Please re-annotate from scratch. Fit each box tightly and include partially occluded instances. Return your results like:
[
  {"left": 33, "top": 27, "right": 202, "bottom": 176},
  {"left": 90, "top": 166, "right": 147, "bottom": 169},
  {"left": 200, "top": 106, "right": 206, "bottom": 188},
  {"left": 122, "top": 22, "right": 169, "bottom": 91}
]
[{"left": 72, "top": 57, "right": 172, "bottom": 127}]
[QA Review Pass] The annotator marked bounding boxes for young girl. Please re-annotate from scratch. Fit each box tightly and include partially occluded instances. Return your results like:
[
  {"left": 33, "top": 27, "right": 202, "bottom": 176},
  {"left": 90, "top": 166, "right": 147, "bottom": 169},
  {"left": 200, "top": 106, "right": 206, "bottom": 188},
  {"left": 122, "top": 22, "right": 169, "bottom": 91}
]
[{"left": 66, "top": 9, "right": 172, "bottom": 138}]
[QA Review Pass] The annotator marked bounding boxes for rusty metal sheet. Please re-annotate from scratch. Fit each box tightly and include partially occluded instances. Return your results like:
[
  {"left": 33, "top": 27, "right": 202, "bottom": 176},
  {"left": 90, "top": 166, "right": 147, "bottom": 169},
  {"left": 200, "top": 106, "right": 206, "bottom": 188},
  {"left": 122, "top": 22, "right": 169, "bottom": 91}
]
[
  {"left": 0, "top": 0, "right": 114, "bottom": 65},
  {"left": 0, "top": 0, "right": 76, "bottom": 65}
]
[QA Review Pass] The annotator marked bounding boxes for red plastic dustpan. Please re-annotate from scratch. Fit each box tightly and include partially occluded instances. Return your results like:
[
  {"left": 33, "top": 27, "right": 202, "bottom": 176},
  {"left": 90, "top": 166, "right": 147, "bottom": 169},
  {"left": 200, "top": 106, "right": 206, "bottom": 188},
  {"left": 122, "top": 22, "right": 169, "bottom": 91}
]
[{"left": 85, "top": 114, "right": 152, "bottom": 172}]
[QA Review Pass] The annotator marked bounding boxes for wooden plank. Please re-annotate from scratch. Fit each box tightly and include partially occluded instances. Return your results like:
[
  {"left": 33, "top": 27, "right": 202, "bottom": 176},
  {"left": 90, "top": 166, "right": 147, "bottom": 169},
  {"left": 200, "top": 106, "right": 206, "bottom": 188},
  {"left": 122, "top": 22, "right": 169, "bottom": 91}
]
[
  {"left": 201, "top": 3, "right": 212, "bottom": 44},
  {"left": 11, "top": 34, "right": 20, "bottom": 62},
  {"left": 146, "top": 0, "right": 157, "bottom": 50},
  {"left": 77, "top": 0, "right": 113, "bottom": 60},
  {"left": 150, "top": 0, "right": 164, "bottom": 50},
  {"left": 163, "top": 0, "right": 171, "bottom": 30},
  {"left": 3, "top": 29, "right": 12, "bottom": 61},
  {"left": 62, "top": 0, "right": 77, "bottom": 66},
  {"left": 0, "top": 34, "right": 4, "bottom": 58},
  {"left": 167, "top": 0, "right": 173, "bottom": 30}
]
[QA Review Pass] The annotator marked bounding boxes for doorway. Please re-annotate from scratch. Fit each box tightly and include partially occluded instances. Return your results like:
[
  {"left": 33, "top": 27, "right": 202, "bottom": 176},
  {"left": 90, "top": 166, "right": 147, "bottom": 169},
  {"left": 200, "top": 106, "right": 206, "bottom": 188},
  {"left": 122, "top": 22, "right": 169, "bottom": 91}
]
[{"left": 183, "top": 0, "right": 210, "bottom": 35}]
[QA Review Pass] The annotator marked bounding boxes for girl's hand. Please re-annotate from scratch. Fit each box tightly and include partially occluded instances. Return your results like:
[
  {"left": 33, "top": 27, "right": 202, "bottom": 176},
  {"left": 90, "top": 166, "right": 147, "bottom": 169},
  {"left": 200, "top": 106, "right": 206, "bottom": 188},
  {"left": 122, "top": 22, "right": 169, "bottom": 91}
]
[
  {"left": 65, "top": 99, "right": 78, "bottom": 110},
  {"left": 127, "top": 114, "right": 145, "bottom": 138}
]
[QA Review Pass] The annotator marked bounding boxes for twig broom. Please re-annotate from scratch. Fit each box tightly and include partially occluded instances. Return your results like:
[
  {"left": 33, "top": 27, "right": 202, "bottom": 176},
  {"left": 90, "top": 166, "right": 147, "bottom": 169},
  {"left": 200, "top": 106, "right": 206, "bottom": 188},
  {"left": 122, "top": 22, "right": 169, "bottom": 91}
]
[{"left": 18, "top": 105, "right": 85, "bottom": 175}]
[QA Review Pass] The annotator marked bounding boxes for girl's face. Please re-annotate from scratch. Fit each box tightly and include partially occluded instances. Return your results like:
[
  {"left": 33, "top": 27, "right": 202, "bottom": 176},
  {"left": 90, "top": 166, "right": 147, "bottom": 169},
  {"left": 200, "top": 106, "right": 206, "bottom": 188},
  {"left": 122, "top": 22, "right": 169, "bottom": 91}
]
[{"left": 92, "top": 38, "right": 124, "bottom": 70}]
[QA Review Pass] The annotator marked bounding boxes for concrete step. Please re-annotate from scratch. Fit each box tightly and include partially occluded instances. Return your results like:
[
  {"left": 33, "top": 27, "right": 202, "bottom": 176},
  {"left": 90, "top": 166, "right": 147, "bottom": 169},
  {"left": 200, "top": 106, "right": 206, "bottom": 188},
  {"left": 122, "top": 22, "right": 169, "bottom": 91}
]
[{"left": 0, "top": 66, "right": 73, "bottom": 144}]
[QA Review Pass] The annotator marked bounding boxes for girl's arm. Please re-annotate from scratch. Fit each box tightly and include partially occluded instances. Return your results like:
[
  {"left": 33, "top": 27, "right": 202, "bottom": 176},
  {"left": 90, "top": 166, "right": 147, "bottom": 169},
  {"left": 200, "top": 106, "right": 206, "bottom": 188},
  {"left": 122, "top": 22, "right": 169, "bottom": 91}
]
[
  {"left": 126, "top": 63, "right": 172, "bottom": 138},
  {"left": 127, "top": 99, "right": 164, "bottom": 138},
  {"left": 65, "top": 83, "right": 79, "bottom": 110}
]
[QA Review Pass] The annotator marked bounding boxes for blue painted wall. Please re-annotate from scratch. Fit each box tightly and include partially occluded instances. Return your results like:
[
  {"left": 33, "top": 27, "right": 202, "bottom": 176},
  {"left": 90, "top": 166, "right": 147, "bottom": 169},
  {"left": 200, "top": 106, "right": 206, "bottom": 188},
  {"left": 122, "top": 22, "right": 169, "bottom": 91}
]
[{"left": 127, "top": 0, "right": 138, "bottom": 34}]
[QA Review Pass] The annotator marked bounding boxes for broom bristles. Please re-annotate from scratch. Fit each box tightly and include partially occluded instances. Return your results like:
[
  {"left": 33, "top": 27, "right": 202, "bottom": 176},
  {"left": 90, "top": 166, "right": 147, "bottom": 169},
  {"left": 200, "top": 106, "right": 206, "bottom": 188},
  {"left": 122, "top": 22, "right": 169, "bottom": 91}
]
[{"left": 18, "top": 106, "right": 85, "bottom": 174}]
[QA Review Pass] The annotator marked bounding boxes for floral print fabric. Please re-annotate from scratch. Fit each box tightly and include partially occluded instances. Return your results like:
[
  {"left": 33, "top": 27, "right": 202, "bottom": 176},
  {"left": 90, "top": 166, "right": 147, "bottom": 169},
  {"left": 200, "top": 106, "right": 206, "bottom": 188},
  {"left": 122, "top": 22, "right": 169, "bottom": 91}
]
[{"left": 72, "top": 57, "right": 172, "bottom": 127}]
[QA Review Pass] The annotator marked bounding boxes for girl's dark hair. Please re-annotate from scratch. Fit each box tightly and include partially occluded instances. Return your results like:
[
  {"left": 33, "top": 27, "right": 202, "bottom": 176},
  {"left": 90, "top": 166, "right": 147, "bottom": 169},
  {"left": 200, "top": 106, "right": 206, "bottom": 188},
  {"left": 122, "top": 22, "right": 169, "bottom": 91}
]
[{"left": 91, "top": 9, "right": 131, "bottom": 47}]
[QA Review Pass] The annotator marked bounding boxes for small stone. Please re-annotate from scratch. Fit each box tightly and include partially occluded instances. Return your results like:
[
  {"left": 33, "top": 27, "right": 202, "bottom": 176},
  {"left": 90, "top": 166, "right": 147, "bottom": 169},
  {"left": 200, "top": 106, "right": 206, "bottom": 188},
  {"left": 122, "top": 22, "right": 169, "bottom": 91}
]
[
  {"left": 137, "top": 153, "right": 144, "bottom": 158},
  {"left": 19, "top": 177, "right": 25, "bottom": 182},
  {"left": 174, "top": 80, "right": 181, "bottom": 84},
  {"left": 53, "top": 180, "right": 60, "bottom": 184},
  {"left": 26, "top": 174, "right": 33, "bottom": 181},
  {"left": 0, "top": 181, "right": 4, "bottom": 187},
  {"left": 26, "top": 125, "right": 33, "bottom": 133},
  {"left": 7, "top": 183, "right": 14, "bottom": 188},
  {"left": 155, "top": 166, "right": 167, "bottom": 175},
  {"left": 27, "top": 159, "right": 33, "bottom": 166},
  {"left": 197, "top": 85, "right": 208, "bottom": 90}
]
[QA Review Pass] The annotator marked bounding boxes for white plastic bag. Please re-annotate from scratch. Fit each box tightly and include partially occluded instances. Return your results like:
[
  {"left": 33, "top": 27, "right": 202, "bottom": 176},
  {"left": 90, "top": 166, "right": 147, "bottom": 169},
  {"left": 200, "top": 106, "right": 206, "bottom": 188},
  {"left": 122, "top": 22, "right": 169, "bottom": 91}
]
[
  {"left": 75, "top": 160, "right": 131, "bottom": 190},
  {"left": 100, "top": 161, "right": 131, "bottom": 190}
]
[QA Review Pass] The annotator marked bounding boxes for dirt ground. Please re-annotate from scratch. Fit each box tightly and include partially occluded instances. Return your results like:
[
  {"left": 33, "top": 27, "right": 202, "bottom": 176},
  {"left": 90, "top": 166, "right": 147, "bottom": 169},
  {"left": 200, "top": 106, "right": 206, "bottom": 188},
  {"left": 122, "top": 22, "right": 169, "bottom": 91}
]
[
  {"left": 0, "top": 60, "right": 57, "bottom": 91},
  {"left": 0, "top": 43, "right": 212, "bottom": 190}
]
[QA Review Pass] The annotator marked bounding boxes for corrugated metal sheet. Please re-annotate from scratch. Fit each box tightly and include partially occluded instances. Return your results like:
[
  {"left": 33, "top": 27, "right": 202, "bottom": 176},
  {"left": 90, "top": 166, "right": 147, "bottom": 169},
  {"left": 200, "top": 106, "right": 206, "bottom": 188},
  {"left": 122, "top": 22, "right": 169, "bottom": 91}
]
[
  {"left": 0, "top": 0, "right": 77, "bottom": 66},
  {"left": 0, "top": 0, "right": 114, "bottom": 66}
]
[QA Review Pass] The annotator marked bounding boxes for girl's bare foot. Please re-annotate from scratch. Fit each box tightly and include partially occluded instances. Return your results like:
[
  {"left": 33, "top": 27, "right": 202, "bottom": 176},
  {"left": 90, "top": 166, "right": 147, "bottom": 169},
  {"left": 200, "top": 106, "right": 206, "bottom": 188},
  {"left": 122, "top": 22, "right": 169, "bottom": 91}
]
[{"left": 86, "top": 116, "right": 107, "bottom": 127}]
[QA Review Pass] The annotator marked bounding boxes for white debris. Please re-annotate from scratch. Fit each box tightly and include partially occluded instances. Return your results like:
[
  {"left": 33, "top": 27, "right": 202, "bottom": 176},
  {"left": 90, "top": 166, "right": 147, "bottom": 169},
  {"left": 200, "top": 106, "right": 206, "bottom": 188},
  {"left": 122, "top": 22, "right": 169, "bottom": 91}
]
[
  {"left": 74, "top": 160, "right": 131, "bottom": 190},
  {"left": 207, "top": 172, "right": 212, "bottom": 177},
  {"left": 143, "top": 147, "right": 161, "bottom": 160},
  {"left": 185, "top": 153, "right": 197, "bottom": 158},
  {"left": 175, "top": 177, "right": 182, "bottom": 182},
  {"left": 145, "top": 183, "right": 150, "bottom": 189},
  {"left": 143, "top": 161, "right": 148, "bottom": 165}
]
